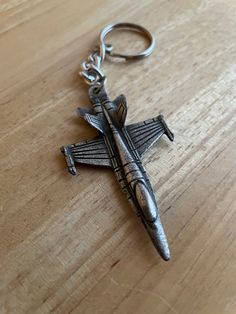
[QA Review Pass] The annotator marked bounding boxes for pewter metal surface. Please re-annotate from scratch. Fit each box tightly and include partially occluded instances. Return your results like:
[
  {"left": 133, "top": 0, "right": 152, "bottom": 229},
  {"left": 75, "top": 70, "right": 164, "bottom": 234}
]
[{"left": 61, "top": 85, "right": 174, "bottom": 261}]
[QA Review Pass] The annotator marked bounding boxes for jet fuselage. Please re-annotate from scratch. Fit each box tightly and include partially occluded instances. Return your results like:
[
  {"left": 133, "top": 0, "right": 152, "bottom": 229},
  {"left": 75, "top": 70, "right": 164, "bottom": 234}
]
[{"left": 95, "top": 99, "right": 170, "bottom": 260}]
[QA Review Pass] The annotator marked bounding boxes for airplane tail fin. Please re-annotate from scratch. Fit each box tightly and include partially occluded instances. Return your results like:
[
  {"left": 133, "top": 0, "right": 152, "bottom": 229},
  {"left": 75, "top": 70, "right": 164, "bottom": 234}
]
[{"left": 113, "top": 94, "right": 128, "bottom": 126}]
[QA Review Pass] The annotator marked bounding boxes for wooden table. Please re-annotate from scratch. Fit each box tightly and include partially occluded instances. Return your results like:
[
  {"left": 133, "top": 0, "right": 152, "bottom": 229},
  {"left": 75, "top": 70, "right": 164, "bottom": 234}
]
[{"left": 1, "top": 1, "right": 236, "bottom": 313}]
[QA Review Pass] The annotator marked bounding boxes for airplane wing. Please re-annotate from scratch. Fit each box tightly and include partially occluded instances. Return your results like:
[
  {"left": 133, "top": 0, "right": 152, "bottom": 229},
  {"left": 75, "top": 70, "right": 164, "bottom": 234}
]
[
  {"left": 61, "top": 136, "right": 112, "bottom": 175},
  {"left": 126, "top": 114, "right": 174, "bottom": 158}
]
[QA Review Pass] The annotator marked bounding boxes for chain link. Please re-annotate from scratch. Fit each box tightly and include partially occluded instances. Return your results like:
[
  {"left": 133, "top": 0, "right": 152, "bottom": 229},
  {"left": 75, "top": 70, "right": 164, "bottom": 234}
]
[
  {"left": 79, "top": 23, "right": 155, "bottom": 86},
  {"left": 79, "top": 46, "right": 106, "bottom": 86}
]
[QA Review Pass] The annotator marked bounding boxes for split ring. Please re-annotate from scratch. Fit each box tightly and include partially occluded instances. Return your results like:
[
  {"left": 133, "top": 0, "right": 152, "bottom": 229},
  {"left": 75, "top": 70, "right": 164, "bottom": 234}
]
[{"left": 99, "top": 23, "right": 155, "bottom": 61}]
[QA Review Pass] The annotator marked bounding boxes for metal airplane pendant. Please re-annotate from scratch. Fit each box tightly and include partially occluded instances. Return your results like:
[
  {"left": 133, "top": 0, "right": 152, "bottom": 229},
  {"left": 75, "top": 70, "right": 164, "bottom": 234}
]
[{"left": 61, "top": 85, "right": 174, "bottom": 260}]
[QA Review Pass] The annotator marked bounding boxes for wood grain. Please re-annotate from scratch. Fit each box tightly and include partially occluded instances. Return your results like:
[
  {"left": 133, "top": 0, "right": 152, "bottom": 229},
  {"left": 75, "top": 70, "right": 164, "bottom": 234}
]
[{"left": 0, "top": 0, "right": 236, "bottom": 313}]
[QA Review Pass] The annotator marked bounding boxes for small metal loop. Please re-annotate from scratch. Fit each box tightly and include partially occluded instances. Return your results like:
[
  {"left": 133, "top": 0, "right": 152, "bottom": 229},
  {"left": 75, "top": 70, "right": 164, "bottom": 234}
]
[
  {"left": 81, "top": 61, "right": 90, "bottom": 71},
  {"left": 99, "top": 23, "right": 155, "bottom": 61},
  {"left": 80, "top": 65, "right": 106, "bottom": 86},
  {"left": 80, "top": 23, "right": 155, "bottom": 86}
]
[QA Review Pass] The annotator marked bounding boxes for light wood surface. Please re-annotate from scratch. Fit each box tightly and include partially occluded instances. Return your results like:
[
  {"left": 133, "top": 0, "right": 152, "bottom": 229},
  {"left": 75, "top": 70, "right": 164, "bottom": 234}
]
[{"left": 1, "top": 1, "right": 236, "bottom": 313}]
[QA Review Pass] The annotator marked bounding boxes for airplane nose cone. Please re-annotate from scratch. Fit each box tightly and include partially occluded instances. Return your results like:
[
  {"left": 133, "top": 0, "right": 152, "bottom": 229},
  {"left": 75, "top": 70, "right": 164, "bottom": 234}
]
[
  {"left": 152, "top": 218, "right": 170, "bottom": 261},
  {"left": 141, "top": 214, "right": 170, "bottom": 261},
  {"left": 134, "top": 181, "right": 171, "bottom": 261},
  {"left": 159, "top": 243, "right": 170, "bottom": 261},
  {"left": 68, "top": 166, "right": 77, "bottom": 176}
]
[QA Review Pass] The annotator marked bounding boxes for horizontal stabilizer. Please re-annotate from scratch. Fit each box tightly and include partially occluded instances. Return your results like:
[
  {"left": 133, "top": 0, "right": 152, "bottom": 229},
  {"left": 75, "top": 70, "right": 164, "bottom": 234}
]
[
  {"left": 84, "top": 113, "right": 106, "bottom": 134},
  {"left": 76, "top": 107, "right": 91, "bottom": 118}
]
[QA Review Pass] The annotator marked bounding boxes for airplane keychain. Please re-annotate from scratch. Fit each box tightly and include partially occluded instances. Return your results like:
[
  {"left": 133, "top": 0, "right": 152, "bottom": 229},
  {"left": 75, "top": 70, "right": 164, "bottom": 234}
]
[{"left": 61, "top": 23, "right": 174, "bottom": 261}]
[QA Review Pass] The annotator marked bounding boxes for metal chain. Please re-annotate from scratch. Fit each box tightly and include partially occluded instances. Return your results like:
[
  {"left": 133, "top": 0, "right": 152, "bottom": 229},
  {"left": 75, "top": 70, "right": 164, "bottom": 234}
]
[
  {"left": 79, "top": 46, "right": 107, "bottom": 86},
  {"left": 79, "top": 23, "right": 155, "bottom": 86}
]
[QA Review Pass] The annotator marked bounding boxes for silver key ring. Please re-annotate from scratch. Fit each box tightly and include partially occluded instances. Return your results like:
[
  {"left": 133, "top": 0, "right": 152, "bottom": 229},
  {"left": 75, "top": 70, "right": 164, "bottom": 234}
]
[{"left": 99, "top": 22, "right": 155, "bottom": 61}]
